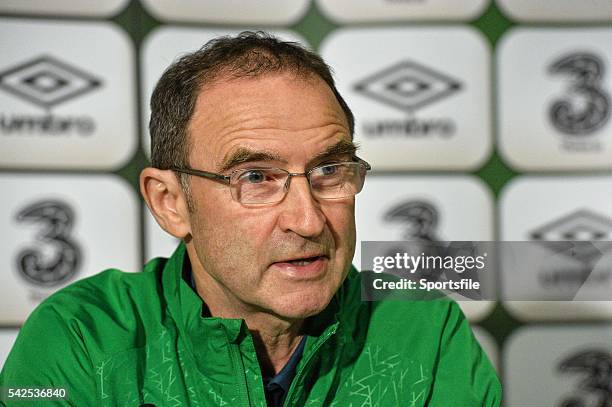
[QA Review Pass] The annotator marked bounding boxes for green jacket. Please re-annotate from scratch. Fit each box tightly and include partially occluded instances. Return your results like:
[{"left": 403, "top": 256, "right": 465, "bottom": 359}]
[{"left": 1, "top": 244, "right": 501, "bottom": 406}]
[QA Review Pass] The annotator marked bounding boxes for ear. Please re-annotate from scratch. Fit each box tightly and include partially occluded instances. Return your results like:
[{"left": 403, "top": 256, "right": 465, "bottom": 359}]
[{"left": 140, "top": 167, "right": 191, "bottom": 239}]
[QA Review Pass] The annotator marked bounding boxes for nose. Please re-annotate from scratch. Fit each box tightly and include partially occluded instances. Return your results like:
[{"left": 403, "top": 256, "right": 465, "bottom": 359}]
[{"left": 277, "top": 175, "right": 326, "bottom": 238}]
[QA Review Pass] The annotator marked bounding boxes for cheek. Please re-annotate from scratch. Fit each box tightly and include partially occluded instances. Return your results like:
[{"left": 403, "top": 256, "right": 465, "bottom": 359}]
[
  {"left": 192, "top": 193, "right": 275, "bottom": 265},
  {"left": 323, "top": 202, "right": 356, "bottom": 252}
]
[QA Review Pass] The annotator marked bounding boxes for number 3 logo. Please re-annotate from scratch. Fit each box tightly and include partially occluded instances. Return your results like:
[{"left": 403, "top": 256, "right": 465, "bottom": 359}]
[
  {"left": 549, "top": 52, "right": 610, "bottom": 135},
  {"left": 15, "top": 200, "right": 81, "bottom": 287}
]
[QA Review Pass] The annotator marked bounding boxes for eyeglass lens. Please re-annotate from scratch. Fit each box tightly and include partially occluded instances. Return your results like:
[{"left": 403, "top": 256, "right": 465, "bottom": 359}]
[{"left": 230, "top": 163, "right": 366, "bottom": 205}]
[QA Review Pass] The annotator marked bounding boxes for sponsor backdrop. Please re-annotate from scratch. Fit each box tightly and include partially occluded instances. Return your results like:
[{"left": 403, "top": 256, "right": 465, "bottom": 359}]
[{"left": 0, "top": 1, "right": 611, "bottom": 404}]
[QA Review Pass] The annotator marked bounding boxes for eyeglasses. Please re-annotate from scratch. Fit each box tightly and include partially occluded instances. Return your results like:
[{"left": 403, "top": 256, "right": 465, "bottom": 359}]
[{"left": 171, "top": 157, "right": 371, "bottom": 205}]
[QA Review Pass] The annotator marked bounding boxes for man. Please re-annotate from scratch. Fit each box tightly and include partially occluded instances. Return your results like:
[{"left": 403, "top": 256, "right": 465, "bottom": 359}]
[{"left": 1, "top": 32, "right": 501, "bottom": 406}]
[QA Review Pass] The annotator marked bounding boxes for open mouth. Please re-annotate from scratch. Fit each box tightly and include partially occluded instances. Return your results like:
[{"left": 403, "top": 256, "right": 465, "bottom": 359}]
[
  {"left": 286, "top": 256, "right": 322, "bottom": 266},
  {"left": 271, "top": 255, "right": 328, "bottom": 279}
]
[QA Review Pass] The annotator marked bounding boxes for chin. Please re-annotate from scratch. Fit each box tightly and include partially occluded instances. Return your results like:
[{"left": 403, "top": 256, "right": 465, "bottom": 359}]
[{"left": 273, "top": 288, "right": 335, "bottom": 320}]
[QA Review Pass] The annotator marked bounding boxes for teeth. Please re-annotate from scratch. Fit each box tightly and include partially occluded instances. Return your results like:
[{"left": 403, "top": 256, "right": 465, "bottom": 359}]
[{"left": 289, "top": 258, "right": 316, "bottom": 266}]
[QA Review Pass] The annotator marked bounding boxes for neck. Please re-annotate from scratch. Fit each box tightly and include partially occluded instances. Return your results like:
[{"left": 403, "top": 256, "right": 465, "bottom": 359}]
[
  {"left": 189, "top": 256, "right": 304, "bottom": 376},
  {"left": 250, "top": 319, "right": 304, "bottom": 376}
]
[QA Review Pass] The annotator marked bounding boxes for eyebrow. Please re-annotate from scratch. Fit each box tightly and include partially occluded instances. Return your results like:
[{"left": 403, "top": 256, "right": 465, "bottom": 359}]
[
  {"left": 219, "top": 138, "right": 359, "bottom": 173},
  {"left": 219, "top": 148, "right": 286, "bottom": 172},
  {"left": 307, "top": 139, "right": 359, "bottom": 167}
]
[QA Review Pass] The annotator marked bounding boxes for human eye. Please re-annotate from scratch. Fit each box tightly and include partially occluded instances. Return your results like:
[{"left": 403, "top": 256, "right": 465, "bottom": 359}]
[
  {"left": 313, "top": 162, "right": 344, "bottom": 177},
  {"left": 238, "top": 169, "right": 267, "bottom": 184},
  {"left": 311, "top": 164, "right": 346, "bottom": 190},
  {"left": 236, "top": 168, "right": 287, "bottom": 185}
]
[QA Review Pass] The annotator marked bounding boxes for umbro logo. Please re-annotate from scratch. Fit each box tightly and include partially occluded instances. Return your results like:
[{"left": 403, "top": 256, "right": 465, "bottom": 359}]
[
  {"left": 0, "top": 55, "right": 101, "bottom": 136},
  {"left": 530, "top": 209, "right": 612, "bottom": 265},
  {"left": 530, "top": 209, "right": 612, "bottom": 242},
  {"left": 354, "top": 60, "right": 462, "bottom": 113},
  {"left": 530, "top": 209, "right": 612, "bottom": 289},
  {"left": 0, "top": 55, "right": 101, "bottom": 110},
  {"left": 353, "top": 60, "right": 463, "bottom": 138}
]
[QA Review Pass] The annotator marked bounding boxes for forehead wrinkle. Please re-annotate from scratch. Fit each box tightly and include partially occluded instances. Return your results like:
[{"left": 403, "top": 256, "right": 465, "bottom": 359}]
[
  {"left": 189, "top": 74, "right": 353, "bottom": 171},
  {"left": 199, "top": 90, "right": 348, "bottom": 137},
  {"left": 211, "top": 110, "right": 347, "bottom": 136}
]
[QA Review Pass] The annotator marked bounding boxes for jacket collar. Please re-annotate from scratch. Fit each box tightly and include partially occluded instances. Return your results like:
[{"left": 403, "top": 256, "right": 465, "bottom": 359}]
[{"left": 161, "top": 243, "right": 348, "bottom": 382}]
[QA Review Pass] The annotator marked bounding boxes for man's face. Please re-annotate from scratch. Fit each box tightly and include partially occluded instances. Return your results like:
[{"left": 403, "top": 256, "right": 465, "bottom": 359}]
[{"left": 185, "top": 72, "right": 357, "bottom": 320}]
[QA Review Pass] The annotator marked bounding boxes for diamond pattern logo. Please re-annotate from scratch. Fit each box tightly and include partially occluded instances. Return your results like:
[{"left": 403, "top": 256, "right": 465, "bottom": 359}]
[
  {"left": 353, "top": 60, "right": 462, "bottom": 113},
  {"left": 530, "top": 209, "right": 612, "bottom": 266},
  {"left": 0, "top": 55, "right": 101, "bottom": 109},
  {"left": 531, "top": 209, "right": 612, "bottom": 241}
]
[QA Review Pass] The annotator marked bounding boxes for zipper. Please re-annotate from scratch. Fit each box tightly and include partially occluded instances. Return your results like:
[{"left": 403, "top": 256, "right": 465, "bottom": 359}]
[
  {"left": 282, "top": 326, "right": 339, "bottom": 407},
  {"left": 229, "top": 342, "right": 250, "bottom": 406}
]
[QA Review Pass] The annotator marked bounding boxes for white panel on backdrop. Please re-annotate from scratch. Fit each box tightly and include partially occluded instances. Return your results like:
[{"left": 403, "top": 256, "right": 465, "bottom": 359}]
[
  {"left": 0, "top": 0, "right": 128, "bottom": 17},
  {"left": 141, "top": 27, "right": 308, "bottom": 158},
  {"left": 320, "top": 27, "right": 491, "bottom": 170},
  {"left": 0, "top": 174, "right": 140, "bottom": 324},
  {"left": 0, "top": 330, "right": 18, "bottom": 370},
  {"left": 505, "top": 326, "right": 612, "bottom": 407},
  {"left": 498, "top": 28, "right": 612, "bottom": 171},
  {"left": 354, "top": 175, "right": 495, "bottom": 321},
  {"left": 472, "top": 326, "right": 499, "bottom": 372},
  {"left": 140, "top": 0, "right": 310, "bottom": 25},
  {"left": 144, "top": 205, "right": 180, "bottom": 262},
  {"left": 0, "top": 19, "right": 137, "bottom": 170},
  {"left": 317, "top": 0, "right": 488, "bottom": 23},
  {"left": 500, "top": 176, "right": 612, "bottom": 320},
  {"left": 497, "top": 0, "right": 612, "bottom": 22}
]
